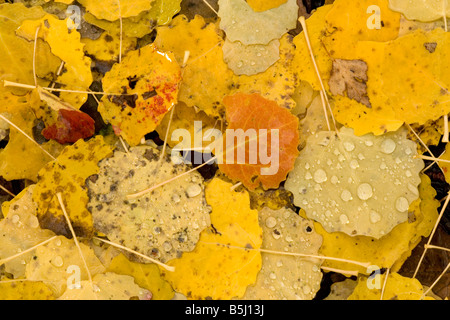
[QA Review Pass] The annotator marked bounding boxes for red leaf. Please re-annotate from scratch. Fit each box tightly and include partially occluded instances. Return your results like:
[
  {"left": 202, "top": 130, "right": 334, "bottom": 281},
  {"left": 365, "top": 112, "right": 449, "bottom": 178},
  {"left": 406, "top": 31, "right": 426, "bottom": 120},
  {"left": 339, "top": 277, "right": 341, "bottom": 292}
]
[{"left": 42, "top": 109, "right": 95, "bottom": 144}]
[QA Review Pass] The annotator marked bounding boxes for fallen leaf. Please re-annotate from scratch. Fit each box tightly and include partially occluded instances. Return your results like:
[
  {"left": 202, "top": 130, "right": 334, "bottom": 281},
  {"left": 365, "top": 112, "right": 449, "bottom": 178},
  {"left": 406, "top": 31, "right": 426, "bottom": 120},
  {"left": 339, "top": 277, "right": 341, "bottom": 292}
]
[
  {"left": 99, "top": 44, "right": 181, "bottom": 146},
  {"left": 246, "top": 0, "right": 288, "bottom": 12},
  {"left": 389, "top": 0, "right": 450, "bottom": 22},
  {"left": 33, "top": 135, "right": 114, "bottom": 238},
  {"left": 286, "top": 127, "right": 424, "bottom": 238},
  {"left": 242, "top": 207, "right": 323, "bottom": 300},
  {"left": 0, "top": 280, "right": 55, "bottom": 300},
  {"left": 87, "top": 146, "right": 211, "bottom": 263},
  {"left": 219, "top": 93, "right": 300, "bottom": 191},
  {"left": 81, "top": 31, "right": 137, "bottom": 61},
  {"left": 328, "top": 59, "right": 371, "bottom": 108},
  {"left": 324, "top": 279, "right": 358, "bottom": 300},
  {"left": 77, "top": 0, "right": 154, "bottom": 21}
]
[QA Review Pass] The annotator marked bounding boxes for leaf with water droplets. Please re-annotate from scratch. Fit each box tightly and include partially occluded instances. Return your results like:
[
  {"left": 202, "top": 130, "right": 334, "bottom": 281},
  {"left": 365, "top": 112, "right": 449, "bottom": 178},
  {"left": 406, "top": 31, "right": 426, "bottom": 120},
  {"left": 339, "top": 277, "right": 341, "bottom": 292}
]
[
  {"left": 87, "top": 146, "right": 211, "bottom": 263},
  {"left": 218, "top": 0, "right": 298, "bottom": 45},
  {"left": 161, "top": 178, "right": 263, "bottom": 300},
  {"left": 0, "top": 185, "right": 55, "bottom": 278},
  {"left": 99, "top": 44, "right": 181, "bottom": 146},
  {"left": 242, "top": 207, "right": 323, "bottom": 300},
  {"left": 286, "top": 127, "right": 424, "bottom": 238},
  {"left": 25, "top": 235, "right": 106, "bottom": 297},
  {"left": 299, "top": 174, "right": 439, "bottom": 274}
]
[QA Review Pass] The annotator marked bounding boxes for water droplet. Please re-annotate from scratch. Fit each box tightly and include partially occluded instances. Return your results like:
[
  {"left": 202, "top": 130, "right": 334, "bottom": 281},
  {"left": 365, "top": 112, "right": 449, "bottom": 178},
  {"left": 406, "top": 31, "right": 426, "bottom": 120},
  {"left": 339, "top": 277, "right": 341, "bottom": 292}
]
[
  {"left": 325, "top": 210, "right": 332, "bottom": 217},
  {"left": 265, "top": 216, "right": 277, "bottom": 228},
  {"left": 305, "top": 163, "right": 310, "bottom": 170},
  {"left": 370, "top": 210, "right": 381, "bottom": 223},
  {"left": 327, "top": 159, "right": 332, "bottom": 166},
  {"left": 93, "top": 284, "right": 101, "bottom": 293},
  {"left": 343, "top": 141, "right": 355, "bottom": 152},
  {"left": 381, "top": 139, "right": 396, "bottom": 154},
  {"left": 339, "top": 214, "right": 349, "bottom": 224},
  {"left": 28, "top": 217, "right": 39, "bottom": 229},
  {"left": 365, "top": 140, "right": 373, "bottom": 147},
  {"left": 305, "top": 171, "right": 312, "bottom": 180},
  {"left": 408, "top": 183, "right": 419, "bottom": 195},
  {"left": 380, "top": 162, "right": 387, "bottom": 170},
  {"left": 272, "top": 230, "right": 281, "bottom": 240},
  {"left": 350, "top": 160, "right": 359, "bottom": 169},
  {"left": 276, "top": 260, "right": 283, "bottom": 267},
  {"left": 11, "top": 215, "right": 19, "bottom": 224},
  {"left": 51, "top": 256, "right": 64, "bottom": 267},
  {"left": 405, "top": 147, "right": 412, "bottom": 155},
  {"left": 331, "top": 175, "right": 339, "bottom": 184},
  {"left": 340, "top": 190, "right": 352, "bottom": 202},
  {"left": 256, "top": 52, "right": 262, "bottom": 57},
  {"left": 186, "top": 184, "right": 201, "bottom": 198},
  {"left": 358, "top": 153, "right": 366, "bottom": 160},
  {"left": 303, "top": 285, "right": 311, "bottom": 295},
  {"left": 405, "top": 170, "right": 412, "bottom": 177},
  {"left": 162, "top": 241, "right": 172, "bottom": 252},
  {"left": 250, "top": 61, "right": 256, "bottom": 66},
  {"left": 172, "top": 194, "right": 181, "bottom": 203},
  {"left": 357, "top": 183, "right": 373, "bottom": 200},
  {"left": 269, "top": 272, "right": 277, "bottom": 280},
  {"left": 237, "top": 61, "right": 243, "bottom": 68},
  {"left": 338, "top": 154, "right": 346, "bottom": 162},
  {"left": 55, "top": 238, "right": 62, "bottom": 246},
  {"left": 395, "top": 197, "right": 409, "bottom": 212},
  {"left": 313, "top": 169, "right": 327, "bottom": 183}
]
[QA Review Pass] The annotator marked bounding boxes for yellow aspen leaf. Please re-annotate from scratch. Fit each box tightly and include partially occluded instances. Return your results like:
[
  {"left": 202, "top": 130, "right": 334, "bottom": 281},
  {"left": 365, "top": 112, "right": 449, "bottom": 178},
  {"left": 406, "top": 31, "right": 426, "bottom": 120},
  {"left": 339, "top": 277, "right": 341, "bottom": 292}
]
[
  {"left": 78, "top": 0, "right": 154, "bottom": 21},
  {"left": 58, "top": 272, "right": 151, "bottom": 300},
  {"left": 18, "top": 14, "right": 93, "bottom": 108},
  {"left": 154, "top": 15, "right": 233, "bottom": 118},
  {"left": 242, "top": 207, "right": 323, "bottom": 300},
  {"left": 25, "top": 235, "right": 106, "bottom": 297},
  {"left": 99, "top": 44, "right": 181, "bottom": 146},
  {"left": 408, "top": 117, "right": 444, "bottom": 154},
  {"left": 82, "top": 0, "right": 181, "bottom": 38},
  {"left": 0, "top": 280, "right": 55, "bottom": 300},
  {"left": 299, "top": 174, "right": 439, "bottom": 274},
  {"left": 246, "top": 0, "right": 288, "bottom": 12},
  {"left": 0, "top": 185, "right": 56, "bottom": 278},
  {"left": 107, "top": 253, "right": 174, "bottom": 300},
  {"left": 161, "top": 178, "right": 263, "bottom": 300},
  {"left": 81, "top": 31, "right": 137, "bottom": 62},
  {"left": 348, "top": 272, "right": 434, "bottom": 300},
  {"left": 32, "top": 135, "right": 114, "bottom": 238}
]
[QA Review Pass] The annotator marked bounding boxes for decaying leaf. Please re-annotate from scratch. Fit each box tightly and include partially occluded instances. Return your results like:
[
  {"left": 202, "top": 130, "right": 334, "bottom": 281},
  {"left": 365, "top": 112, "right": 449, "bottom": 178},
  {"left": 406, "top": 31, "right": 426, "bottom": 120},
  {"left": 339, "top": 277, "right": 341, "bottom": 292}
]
[
  {"left": 222, "top": 38, "right": 280, "bottom": 76},
  {"left": 161, "top": 178, "right": 263, "bottom": 300},
  {"left": 87, "top": 146, "right": 211, "bottom": 263},
  {"left": 348, "top": 272, "right": 433, "bottom": 300},
  {"left": 242, "top": 207, "right": 323, "bottom": 300},
  {"left": 33, "top": 136, "right": 114, "bottom": 238},
  {"left": 219, "top": 93, "right": 300, "bottom": 191},
  {"left": 107, "top": 253, "right": 174, "bottom": 300},
  {"left": 328, "top": 59, "right": 371, "bottom": 108},
  {"left": 302, "top": 174, "right": 440, "bottom": 274},
  {"left": 0, "top": 185, "right": 55, "bottom": 278},
  {"left": 218, "top": 0, "right": 298, "bottom": 45},
  {"left": 25, "top": 235, "right": 106, "bottom": 297},
  {"left": 324, "top": 279, "right": 358, "bottom": 300},
  {"left": 285, "top": 127, "right": 424, "bottom": 238},
  {"left": 57, "top": 272, "right": 151, "bottom": 300},
  {"left": 81, "top": 31, "right": 137, "bottom": 61},
  {"left": 389, "top": 0, "right": 450, "bottom": 22},
  {"left": 99, "top": 44, "right": 181, "bottom": 146}
]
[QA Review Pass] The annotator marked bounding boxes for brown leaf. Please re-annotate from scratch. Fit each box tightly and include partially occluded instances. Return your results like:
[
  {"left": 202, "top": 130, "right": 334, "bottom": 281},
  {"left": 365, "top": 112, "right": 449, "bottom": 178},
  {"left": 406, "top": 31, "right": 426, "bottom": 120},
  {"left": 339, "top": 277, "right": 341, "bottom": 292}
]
[{"left": 328, "top": 59, "right": 371, "bottom": 108}]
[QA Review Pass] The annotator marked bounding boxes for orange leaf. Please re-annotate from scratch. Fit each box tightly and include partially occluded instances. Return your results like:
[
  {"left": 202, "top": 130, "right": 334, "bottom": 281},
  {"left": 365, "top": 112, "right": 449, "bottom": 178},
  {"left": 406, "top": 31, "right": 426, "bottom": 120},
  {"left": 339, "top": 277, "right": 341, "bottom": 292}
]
[{"left": 219, "top": 93, "right": 299, "bottom": 190}]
